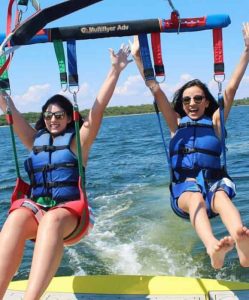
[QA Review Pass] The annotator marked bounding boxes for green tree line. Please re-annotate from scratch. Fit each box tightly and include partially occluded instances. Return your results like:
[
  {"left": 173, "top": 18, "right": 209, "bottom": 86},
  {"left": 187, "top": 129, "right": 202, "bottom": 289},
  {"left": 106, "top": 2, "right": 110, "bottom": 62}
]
[
  {"left": 0, "top": 99, "right": 249, "bottom": 126},
  {"left": 0, "top": 104, "right": 155, "bottom": 126}
]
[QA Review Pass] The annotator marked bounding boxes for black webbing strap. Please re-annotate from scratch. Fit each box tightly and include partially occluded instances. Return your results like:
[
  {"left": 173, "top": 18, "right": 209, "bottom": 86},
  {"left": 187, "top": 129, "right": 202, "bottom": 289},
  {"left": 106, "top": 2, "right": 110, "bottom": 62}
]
[
  {"left": 18, "top": 0, "right": 29, "bottom": 6},
  {"left": 178, "top": 122, "right": 213, "bottom": 129},
  {"left": 31, "top": 162, "right": 78, "bottom": 173},
  {"left": 171, "top": 147, "right": 220, "bottom": 157},
  {"left": 32, "top": 181, "right": 78, "bottom": 188},
  {"left": 32, "top": 145, "right": 69, "bottom": 154}
]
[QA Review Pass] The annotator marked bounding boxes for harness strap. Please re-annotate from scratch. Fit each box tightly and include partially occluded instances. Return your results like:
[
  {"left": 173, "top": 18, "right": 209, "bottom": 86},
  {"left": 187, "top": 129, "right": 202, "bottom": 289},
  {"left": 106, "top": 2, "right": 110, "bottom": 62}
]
[
  {"left": 5, "top": 88, "right": 30, "bottom": 203},
  {"left": 153, "top": 101, "right": 172, "bottom": 183},
  {"left": 21, "top": 200, "right": 44, "bottom": 222},
  {"left": 171, "top": 147, "right": 221, "bottom": 157},
  {"left": 138, "top": 34, "right": 155, "bottom": 81},
  {"left": 178, "top": 122, "right": 213, "bottom": 129},
  {"left": 31, "top": 162, "right": 78, "bottom": 173},
  {"left": 53, "top": 40, "right": 67, "bottom": 90},
  {"left": 32, "top": 144, "right": 69, "bottom": 153},
  {"left": 218, "top": 93, "right": 227, "bottom": 167},
  {"left": 73, "top": 101, "right": 85, "bottom": 189},
  {"left": 64, "top": 42, "right": 85, "bottom": 190},
  {"left": 5, "top": 101, "right": 21, "bottom": 178},
  {"left": 173, "top": 167, "right": 226, "bottom": 183},
  {"left": 213, "top": 28, "right": 224, "bottom": 75},
  {"left": 31, "top": 181, "right": 78, "bottom": 188},
  {"left": 18, "top": 0, "right": 29, "bottom": 6},
  {"left": 151, "top": 32, "right": 165, "bottom": 77},
  {"left": 67, "top": 40, "right": 78, "bottom": 88}
]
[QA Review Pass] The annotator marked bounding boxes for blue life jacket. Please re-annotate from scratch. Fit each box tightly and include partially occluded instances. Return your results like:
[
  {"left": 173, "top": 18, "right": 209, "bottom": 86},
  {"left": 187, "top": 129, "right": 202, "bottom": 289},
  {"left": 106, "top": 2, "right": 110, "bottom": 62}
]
[
  {"left": 169, "top": 115, "right": 222, "bottom": 182},
  {"left": 24, "top": 128, "right": 82, "bottom": 203}
]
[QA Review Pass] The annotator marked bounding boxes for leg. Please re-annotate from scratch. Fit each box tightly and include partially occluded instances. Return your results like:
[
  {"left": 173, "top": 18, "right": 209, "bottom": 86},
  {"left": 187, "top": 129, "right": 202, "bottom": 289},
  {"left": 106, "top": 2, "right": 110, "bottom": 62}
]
[
  {"left": 212, "top": 191, "right": 249, "bottom": 267},
  {"left": 24, "top": 208, "right": 78, "bottom": 300},
  {"left": 178, "top": 192, "right": 234, "bottom": 269},
  {"left": 0, "top": 208, "right": 38, "bottom": 299}
]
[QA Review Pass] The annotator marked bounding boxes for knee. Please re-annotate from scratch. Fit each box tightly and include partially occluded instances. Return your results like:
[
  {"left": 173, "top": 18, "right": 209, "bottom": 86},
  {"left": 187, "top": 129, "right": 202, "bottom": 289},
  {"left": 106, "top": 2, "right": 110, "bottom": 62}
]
[
  {"left": 7, "top": 208, "right": 36, "bottom": 227},
  {"left": 2, "top": 208, "right": 37, "bottom": 239},
  {"left": 38, "top": 211, "right": 67, "bottom": 237},
  {"left": 191, "top": 193, "right": 206, "bottom": 204},
  {"left": 212, "top": 190, "right": 231, "bottom": 212},
  {"left": 40, "top": 211, "right": 62, "bottom": 228},
  {"left": 179, "top": 192, "right": 206, "bottom": 213},
  {"left": 189, "top": 194, "right": 207, "bottom": 214}
]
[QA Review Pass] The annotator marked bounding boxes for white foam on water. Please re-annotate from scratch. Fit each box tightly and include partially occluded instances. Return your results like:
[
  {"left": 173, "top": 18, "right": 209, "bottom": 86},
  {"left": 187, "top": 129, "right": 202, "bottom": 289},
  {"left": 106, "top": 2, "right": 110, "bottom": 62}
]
[
  {"left": 66, "top": 248, "right": 86, "bottom": 276},
  {"left": 81, "top": 184, "right": 202, "bottom": 276},
  {"left": 97, "top": 242, "right": 142, "bottom": 274}
]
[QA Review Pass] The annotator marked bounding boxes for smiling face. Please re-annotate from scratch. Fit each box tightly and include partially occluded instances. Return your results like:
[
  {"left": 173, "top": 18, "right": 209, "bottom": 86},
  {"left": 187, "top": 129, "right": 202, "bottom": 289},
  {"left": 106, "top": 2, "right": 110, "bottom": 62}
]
[
  {"left": 182, "top": 85, "right": 209, "bottom": 120},
  {"left": 43, "top": 103, "right": 72, "bottom": 135}
]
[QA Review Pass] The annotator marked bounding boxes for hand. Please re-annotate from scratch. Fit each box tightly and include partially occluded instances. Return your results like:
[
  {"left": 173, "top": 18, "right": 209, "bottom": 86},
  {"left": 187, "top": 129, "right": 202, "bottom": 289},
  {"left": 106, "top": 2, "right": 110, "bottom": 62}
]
[
  {"left": 129, "top": 36, "right": 158, "bottom": 90},
  {"left": 129, "top": 36, "right": 140, "bottom": 58},
  {"left": 242, "top": 22, "right": 249, "bottom": 50},
  {"left": 109, "top": 44, "right": 132, "bottom": 72}
]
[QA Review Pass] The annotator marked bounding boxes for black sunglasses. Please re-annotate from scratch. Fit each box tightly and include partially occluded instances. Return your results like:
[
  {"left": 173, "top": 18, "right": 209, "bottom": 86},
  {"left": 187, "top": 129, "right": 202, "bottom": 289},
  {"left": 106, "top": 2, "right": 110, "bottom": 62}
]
[
  {"left": 182, "top": 95, "right": 205, "bottom": 105},
  {"left": 43, "top": 111, "right": 65, "bottom": 120}
]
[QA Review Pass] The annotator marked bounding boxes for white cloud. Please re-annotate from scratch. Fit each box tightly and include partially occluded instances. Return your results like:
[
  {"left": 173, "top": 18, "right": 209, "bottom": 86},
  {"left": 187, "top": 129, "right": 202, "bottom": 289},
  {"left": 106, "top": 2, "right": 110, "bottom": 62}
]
[
  {"left": 13, "top": 83, "right": 52, "bottom": 112},
  {"left": 110, "top": 75, "right": 151, "bottom": 106},
  {"left": 114, "top": 75, "right": 143, "bottom": 96},
  {"left": 180, "top": 73, "right": 194, "bottom": 83},
  {"left": 9, "top": 72, "right": 249, "bottom": 113},
  {"left": 110, "top": 71, "right": 248, "bottom": 106}
]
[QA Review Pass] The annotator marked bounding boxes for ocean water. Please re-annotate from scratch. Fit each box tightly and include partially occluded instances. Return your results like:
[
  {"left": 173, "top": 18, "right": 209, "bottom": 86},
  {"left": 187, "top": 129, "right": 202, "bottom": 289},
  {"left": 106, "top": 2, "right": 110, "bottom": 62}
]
[{"left": 0, "top": 106, "right": 249, "bottom": 282}]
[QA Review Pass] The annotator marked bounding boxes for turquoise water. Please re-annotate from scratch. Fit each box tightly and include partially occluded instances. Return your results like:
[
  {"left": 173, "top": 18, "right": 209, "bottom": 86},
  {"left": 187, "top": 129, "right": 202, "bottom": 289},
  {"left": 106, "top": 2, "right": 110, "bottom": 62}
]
[{"left": 0, "top": 106, "right": 249, "bottom": 282}]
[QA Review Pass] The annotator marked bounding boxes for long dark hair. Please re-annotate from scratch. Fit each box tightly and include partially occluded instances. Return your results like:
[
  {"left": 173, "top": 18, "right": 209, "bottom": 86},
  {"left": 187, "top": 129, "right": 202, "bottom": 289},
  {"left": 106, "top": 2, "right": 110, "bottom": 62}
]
[
  {"left": 172, "top": 79, "right": 219, "bottom": 118},
  {"left": 35, "top": 94, "right": 84, "bottom": 130}
]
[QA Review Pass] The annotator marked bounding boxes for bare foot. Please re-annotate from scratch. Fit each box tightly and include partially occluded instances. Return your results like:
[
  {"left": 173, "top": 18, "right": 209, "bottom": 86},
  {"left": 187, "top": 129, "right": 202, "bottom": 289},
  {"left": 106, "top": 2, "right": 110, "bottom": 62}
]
[
  {"left": 208, "top": 236, "right": 235, "bottom": 269},
  {"left": 236, "top": 226, "right": 249, "bottom": 267}
]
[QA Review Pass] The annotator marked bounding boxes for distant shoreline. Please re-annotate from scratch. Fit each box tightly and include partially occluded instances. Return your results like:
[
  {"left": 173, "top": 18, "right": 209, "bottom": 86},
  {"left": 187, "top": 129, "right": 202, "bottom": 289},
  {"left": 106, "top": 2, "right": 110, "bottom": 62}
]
[{"left": 0, "top": 101, "right": 248, "bottom": 126}]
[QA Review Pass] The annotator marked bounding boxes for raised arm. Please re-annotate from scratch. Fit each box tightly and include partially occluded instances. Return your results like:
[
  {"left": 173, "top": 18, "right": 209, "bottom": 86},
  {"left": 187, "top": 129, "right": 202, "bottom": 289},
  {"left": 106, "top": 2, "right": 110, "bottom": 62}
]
[
  {"left": 78, "top": 44, "right": 131, "bottom": 165},
  {"left": 130, "top": 36, "right": 178, "bottom": 135},
  {"left": 0, "top": 90, "right": 36, "bottom": 150},
  {"left": 214, "top": 23, "right": 249, "bottom": 124}
]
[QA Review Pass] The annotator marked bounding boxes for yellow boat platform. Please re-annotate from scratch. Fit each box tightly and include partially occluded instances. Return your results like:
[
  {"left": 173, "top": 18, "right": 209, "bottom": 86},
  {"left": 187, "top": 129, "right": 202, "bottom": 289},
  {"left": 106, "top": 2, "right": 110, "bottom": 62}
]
[{"left": 5, "top": 275, "right": 249, "bottom": 299}]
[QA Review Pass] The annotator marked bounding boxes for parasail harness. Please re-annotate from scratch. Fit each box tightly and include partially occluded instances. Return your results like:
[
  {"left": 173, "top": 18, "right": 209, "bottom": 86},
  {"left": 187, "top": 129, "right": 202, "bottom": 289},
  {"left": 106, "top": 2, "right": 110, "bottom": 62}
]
[{"left": 137, "top": 2, "right": 229, "bottom": 194}]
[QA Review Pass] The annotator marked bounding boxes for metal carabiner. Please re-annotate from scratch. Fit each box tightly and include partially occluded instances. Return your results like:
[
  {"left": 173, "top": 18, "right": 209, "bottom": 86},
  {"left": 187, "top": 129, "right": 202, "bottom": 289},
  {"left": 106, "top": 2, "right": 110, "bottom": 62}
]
[
  {"left": 155, "top": 75, "right": 166, "bottom": 84},
  {"left": 214, "top": 74, "right": 225, "bottom": 94},
  {"left": 69, "top": 85, "right": 79, "bottom": 98}
]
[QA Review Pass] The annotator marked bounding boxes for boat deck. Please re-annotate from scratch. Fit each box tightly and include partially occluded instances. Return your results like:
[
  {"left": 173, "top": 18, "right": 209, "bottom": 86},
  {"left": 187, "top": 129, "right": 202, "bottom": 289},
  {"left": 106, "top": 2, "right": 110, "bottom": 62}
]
[{"left": 5, "top": 275, "right": 249, "bottom": 299}]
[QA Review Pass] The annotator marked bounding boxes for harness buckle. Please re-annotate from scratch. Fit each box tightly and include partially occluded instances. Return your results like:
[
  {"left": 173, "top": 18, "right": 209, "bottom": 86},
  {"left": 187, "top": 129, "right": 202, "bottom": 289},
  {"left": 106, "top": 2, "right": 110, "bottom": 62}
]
[
  {"left": 46, "top": 182, "right": 58, "bottom": 188},
  {"left": 45, "top": 145, "right": 56, "bottom": 152},
  {"left": 42, "top": 164, "right": 55, "bottom": 172},
  {"left": 181, "top": 147, "right": 195, "bottom": 154}
]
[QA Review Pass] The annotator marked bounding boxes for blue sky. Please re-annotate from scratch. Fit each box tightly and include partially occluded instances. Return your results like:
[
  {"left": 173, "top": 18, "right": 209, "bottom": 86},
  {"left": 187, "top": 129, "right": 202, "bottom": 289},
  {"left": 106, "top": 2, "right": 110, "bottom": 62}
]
[{"left": 1, "top": 0, "right": 249, "bottom": 112}]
